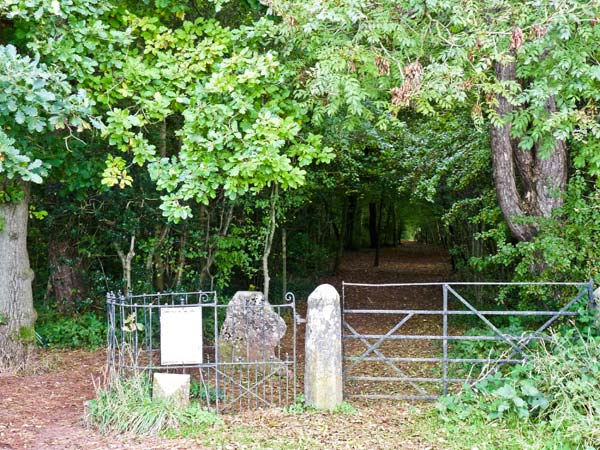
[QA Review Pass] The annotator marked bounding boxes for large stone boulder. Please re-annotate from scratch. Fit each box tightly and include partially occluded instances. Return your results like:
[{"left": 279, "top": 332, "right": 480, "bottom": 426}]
[{"left": 218, "top": 291, "right": 286, "bottom": 363}]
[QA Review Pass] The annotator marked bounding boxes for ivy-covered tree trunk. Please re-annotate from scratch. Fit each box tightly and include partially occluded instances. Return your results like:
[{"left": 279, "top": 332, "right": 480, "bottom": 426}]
[
  {"left": 0, "top": 183, "right": 36, "bottom": 369},
  {"left": 491, "top": 60, "right": 568, "bottom": 242},
  {"left": 48, "top": 237, "right": 87, "bottom": 313}
]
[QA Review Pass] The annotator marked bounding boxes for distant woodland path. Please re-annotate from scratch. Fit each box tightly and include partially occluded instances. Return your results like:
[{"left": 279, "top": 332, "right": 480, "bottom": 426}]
[
  {"left": 316, "top": 242, "right": 453, "bottom": 316},
  {"left": 313, "top": 242, "right": 454, "bottom": 402},
  {"left": 319, "top": 242, "right": 453, "bottom": 287}
]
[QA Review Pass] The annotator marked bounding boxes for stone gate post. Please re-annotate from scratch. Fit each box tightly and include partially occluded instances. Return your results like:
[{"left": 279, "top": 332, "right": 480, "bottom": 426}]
[{"left": 304, "top": 284, "right": 343, "bottom": 409}]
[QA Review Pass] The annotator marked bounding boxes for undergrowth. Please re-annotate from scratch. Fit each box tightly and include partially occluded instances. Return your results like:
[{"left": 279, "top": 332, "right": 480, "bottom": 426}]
[
  {"left": 85, "top": 373, "right": 221, "bottom": 436},
  {"left": 418, "top": 329, "right": 600, "bottom": 449},
  {"left": 36, "top": 309, "right": 106, "bottom": 349}
]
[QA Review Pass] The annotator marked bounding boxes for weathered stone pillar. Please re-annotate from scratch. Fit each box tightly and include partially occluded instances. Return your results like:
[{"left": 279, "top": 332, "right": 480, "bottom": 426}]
[{"left": 304, "top": 284, "right": 343, "bottom": 410}]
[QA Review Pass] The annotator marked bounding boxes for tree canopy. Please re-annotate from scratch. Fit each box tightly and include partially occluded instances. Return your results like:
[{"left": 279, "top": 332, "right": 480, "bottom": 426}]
[{"left": 2, "top": 0, "right": 600, "bottom": 365}]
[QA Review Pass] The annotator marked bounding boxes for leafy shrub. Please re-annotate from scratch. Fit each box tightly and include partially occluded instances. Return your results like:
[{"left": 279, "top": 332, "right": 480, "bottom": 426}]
[
  {"left": 438, "top": 372, "right": 548, "bottom": 421},
  {"left": 435, "top": 333, "right": 600, "bottom": 449},
  {"left": 86, "top": 373, "right": 221, "bottom": 436},
  {"left": 36, "top": 310, "right": 106, "bottom": 349},
  {"left": 450, "top": 320, "right": 527, "bottom": 358},
  {"left": 473, "top": 175, "right": 600, "bottom": 286}
]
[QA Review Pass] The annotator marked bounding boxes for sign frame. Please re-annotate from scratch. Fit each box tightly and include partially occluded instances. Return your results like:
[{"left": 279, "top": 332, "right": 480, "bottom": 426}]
[{"left": 160, "top": 306, "right": 203, "bottom": 365}]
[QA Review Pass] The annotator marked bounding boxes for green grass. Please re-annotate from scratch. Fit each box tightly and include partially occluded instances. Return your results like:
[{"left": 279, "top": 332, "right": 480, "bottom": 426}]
[{"left": 86, "top": 373, "right": 221, "bottom": 436}]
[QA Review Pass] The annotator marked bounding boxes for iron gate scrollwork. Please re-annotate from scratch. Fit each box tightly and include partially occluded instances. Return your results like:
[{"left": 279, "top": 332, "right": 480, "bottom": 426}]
[{"left": 106, "top": 291, "right": 298, "bottom": 413}]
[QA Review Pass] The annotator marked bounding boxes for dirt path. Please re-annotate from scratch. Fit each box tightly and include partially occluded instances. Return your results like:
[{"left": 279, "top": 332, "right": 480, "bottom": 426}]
[
  {"left": 0, "top": 243, "right": 450, "bottom": 450},
  {"left": 318, "top": 244, "right": 453, "bottom": 401}
]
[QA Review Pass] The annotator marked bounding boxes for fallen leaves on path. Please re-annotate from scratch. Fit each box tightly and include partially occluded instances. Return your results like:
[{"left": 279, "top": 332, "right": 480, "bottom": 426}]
[{"left": 1, "top": 244, "right": 448, "bottom": 450}]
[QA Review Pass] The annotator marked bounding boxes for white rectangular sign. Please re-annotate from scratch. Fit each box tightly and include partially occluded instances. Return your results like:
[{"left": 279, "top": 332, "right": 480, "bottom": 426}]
[{"left": 160, "top": 306, "right": 203, "bottom": 365}]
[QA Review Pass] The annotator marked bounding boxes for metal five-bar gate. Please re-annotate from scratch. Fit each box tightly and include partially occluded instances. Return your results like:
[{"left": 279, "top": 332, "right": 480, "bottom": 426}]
[{"left": 342, "top": 281, "right": 595, "bottom": 401}]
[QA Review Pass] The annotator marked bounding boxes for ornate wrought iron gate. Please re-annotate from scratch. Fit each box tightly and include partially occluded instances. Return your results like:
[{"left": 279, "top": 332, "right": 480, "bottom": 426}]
[
  {"left": 107, "top": 291, "right": 298, "bottom": 413},
  {"left": 342, "top": 281, "right": 595, "bottom": 401}
]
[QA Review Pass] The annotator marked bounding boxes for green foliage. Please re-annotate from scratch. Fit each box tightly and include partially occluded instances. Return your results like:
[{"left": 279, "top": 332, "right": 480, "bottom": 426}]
[
  {"left": 431, "top": 333, "right": 600, "bottom": 449},
  {"left": 190, "top": 380, "right": 225, "bottom": 403},
  {"left": 0, "top": 43, "right": 93, "bottom": 186},
  {"left": 272, "top": 0, "right": 600, "bottom": 165},
  {"left": 28, "top": 205, "right": 48, "bottom": 220},
  {"left": 6, "top": 0, "right": 600, "bottom": 369},
  {"left": 86, "top": 373, "right": 221, "bottom": 436},
  {"left": 332, "top": 401, "right": 357, "bottom": 415},
  {"left": 450, "top": 320, "right": 527, "bottom": 361},
  {"left": 60, "top": 11, "right": 335, "bottom": 222},
  {"left": 285, "top": 394, "right": 314, "bottom": 414},
  {"left": 287, "top": 232, "right": 331, "bottom": 277},
  {"left": 0, "top": 182, "right": 25, "bottom": 205},
  {"left": 100, "top": 155, "right": 132, "bottom": 189},
  {"left": 18, "top": 325, "right": 36, "bottom": 343},
  {"left": 393, "top": 111, "right": 491, "bottom": 205},
  {"left": 438, "top": 372, "right": 549, "bottom": 421},
  {"left": 36, "top": 310, "right": 106, "bottom": 349},
  {"left": 473, "top": 174, "right": 600, "bottom": 283}
]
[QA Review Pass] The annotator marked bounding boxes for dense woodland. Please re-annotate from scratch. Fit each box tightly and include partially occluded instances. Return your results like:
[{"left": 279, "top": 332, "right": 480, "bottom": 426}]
[{"left": 2, "top": 0, "right": 600, "bottom": 363}]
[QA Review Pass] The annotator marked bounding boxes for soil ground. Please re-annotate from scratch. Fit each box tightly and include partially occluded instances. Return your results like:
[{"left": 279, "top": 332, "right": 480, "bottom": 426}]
[{"left": 0, "top": 243, "right": 451, "bottom": 450}]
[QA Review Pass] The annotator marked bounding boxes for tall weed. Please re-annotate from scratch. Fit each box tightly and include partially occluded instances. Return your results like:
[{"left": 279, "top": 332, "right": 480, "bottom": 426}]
[{"left": 86, "top": 372, "right": 221, "bottom": 436}]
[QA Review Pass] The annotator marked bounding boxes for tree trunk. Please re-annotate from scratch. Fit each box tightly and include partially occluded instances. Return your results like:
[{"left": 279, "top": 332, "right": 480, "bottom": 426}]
[
  {"left": 47, "top": 238, "right": 87, "bottom": 313},
  {"left": 491, "top": 58, "right": 568, "bottom": 242},
  {"left": 0, "top": 183, "right": 36, "bottom": 370},
  {"left": 391, "top": 204, "right": 398, "bottom": 247},
  {"left": 345, "top": 194, "right": 358, "bottom": 250},
  {"left": 199, "top": 200, "right": 234, "bottom": 291},
  {"left": 150, "top": 119, "right": 169, "bottom": 291},
  {"left": 374, "top": 195, "right": 383, "bottom": 267},
  {"left": 174, "top": 227, "right": 187, "bottom": 289},
  {"left": 333, "top": 198, "right": 347, "bottom": 273},
  {"left": 114, "top": 236, "right": 135, "bottom": 295},
  {"left": 145, "top": 225, "right": 169, "bottom": 289},
  {"left": 368, "top": 202, "right": 378, "bottom": 249},
  {"left": 262, "top": 184, "right": 278, "bottom": 302}
]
